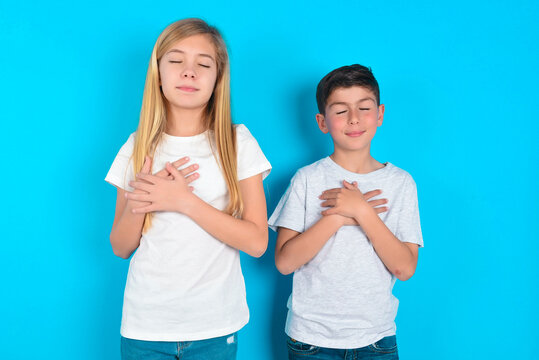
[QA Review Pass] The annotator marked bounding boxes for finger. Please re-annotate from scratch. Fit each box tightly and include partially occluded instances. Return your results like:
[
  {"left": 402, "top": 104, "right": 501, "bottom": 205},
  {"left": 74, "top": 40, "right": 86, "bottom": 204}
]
[
  {"left": 363, "top": 189, "right": 382, "bottom": 200},
  {"left": 367, "top": 199, "right": 388, "bottom": 207},
  {"left": 319, "top": 192, "right": 339, "bottom": 200},
  {"left": 155, "top": 156, "right": 190, "bottom": 177},
  {"left": 185, "top": 172, "right": 200, "bottom": 184},
  {"left": 171, "top": 156, "right": 190, "bottom": 169},
  {"left": 375, "top": 206, "right": 388, "bottom": 214},
  {"left": 319, "top": 189, "right": 341, "bottom": 198},
  {"left": 320, "top": 199, "right": 336, "bottom": 207},
  {"left": 142, "top": 156, "right": 152, "bottom": 174},
  {"left": 342, "top": 180, "right": 355, "bottom": 189},
  {"left": 128, "top": 180, "right": 153, "bottom": 193},
  {"left": 165, "top": 162, "right": 185, "bottom": 180},
  {"left": 132, "top": 204, "right": 155, "bottom": 214},
  {"left": 321, "top": 208, "right": 338, "bottom": 216},
  {"left": 180, "top": 163, "right": 199, "bottom": 177},
  {"left": 125, "top": 192, "right": 151, "bottom": 202},
  {"left": 136, "top": 172, "right": 159, "bottom": 184}
]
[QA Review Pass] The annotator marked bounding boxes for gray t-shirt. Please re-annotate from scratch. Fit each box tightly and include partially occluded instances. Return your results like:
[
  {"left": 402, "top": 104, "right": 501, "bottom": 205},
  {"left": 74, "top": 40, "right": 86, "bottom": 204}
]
[{"left": 268, "top": 157, "right": 423, "bottom": 349}]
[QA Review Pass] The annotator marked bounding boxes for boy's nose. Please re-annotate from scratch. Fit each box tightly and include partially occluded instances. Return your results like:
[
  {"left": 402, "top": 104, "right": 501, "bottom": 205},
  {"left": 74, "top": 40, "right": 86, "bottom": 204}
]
[{"left": 348, "top": 113, "right": 360, "bottom": 124}]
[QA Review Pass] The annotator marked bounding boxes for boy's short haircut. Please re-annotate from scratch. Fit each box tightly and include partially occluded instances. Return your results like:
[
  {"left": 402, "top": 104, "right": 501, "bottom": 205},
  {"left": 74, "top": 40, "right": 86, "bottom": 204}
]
[{"left": 316, "top": 64, "right": 380, "bottom": 114}]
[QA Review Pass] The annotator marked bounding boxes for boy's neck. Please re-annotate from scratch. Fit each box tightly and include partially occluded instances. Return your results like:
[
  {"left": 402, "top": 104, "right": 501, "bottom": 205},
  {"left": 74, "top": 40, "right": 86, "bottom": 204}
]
[
  {"left": 166, "top": 105, "right": 206, "bottom": 137},
  {"left": 330, "top": 148, "right": 385, "bottom": 174}
]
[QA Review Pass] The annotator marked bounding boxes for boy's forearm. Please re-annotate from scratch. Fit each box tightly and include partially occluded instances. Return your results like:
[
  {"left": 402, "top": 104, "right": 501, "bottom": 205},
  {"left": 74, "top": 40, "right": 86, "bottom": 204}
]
[
  {"left": 276, "top": 215, "right": 342, "bottom": 275},
  {"left": 354, "top": 207, "right": 417, "bottom": 281}
]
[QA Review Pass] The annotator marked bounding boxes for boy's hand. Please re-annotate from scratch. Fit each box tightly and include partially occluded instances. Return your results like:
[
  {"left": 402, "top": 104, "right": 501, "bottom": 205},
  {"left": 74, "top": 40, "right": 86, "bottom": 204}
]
[{"left": 319, "top": 180, "right": 388, "bottom": 220}]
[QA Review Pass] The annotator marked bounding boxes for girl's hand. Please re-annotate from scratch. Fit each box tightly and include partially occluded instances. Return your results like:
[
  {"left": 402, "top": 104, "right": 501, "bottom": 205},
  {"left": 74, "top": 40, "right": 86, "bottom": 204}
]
[
  {"left": 320, "top": 180, "right": 388, "bottom": 219},
  {"left": 127, "top": 156, "right": 153, "bottom": 210},
  {"left": 126, "top": 161, "right": 200, "bottom": 214}
]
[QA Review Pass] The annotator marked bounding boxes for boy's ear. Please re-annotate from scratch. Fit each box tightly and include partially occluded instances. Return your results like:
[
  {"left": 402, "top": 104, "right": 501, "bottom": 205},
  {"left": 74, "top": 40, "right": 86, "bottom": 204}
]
[
  {"left": 316, "top": 113, "right": 329, "bottom": 133},
  {"left": 377, "top": 104, "right": 385, "bottom": 126}
]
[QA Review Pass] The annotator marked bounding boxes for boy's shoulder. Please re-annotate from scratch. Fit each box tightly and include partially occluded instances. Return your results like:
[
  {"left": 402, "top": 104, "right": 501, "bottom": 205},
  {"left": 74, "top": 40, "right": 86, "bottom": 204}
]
[
  {"left": 385, "top": 162, "right": 415, "bottom": 182},
  {"left": 293, "top": 157, "right": 332, "bottom": 178}
]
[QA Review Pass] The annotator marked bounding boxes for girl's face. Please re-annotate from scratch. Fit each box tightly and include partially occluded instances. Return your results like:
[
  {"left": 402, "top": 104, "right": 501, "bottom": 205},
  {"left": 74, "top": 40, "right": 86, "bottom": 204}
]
[{"left": 159, "top": 34, "right": 218, "bottom": 111}]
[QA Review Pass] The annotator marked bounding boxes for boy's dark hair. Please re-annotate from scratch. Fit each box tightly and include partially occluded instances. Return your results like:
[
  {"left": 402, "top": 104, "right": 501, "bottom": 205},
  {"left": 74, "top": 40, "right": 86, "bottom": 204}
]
[{"left": 316, "top": 64, "right": 380, "bottom": 114}]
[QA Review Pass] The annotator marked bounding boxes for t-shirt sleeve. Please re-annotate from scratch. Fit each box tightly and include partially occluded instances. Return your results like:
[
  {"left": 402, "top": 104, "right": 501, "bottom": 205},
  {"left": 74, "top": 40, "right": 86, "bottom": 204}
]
[
  {"left": 236, "top": 124, "right": 272, "bottom": 181},
  {"left": 268, "top": 170, "right": 307, "bottom": 233},
  {"left": 104, "top": 133, "right": 136, "bottom": 191},
  {"left": 395, "top": 175, "right": 424, "bottom": 247}
]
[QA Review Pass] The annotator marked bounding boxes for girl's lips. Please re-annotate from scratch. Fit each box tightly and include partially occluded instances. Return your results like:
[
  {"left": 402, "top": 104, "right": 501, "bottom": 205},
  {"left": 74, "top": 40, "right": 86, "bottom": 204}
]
[
  {"left": 177, "top": 86, "right": 199, "bottom": 92},
  {"left": 346, "top": 131, "right": 365, "bottom": 137}
]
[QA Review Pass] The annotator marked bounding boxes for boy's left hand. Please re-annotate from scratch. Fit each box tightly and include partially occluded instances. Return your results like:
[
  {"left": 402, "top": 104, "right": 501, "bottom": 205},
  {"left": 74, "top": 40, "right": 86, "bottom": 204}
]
[{"left": 320, "top": 181, "right": 388, "bottom": 219}]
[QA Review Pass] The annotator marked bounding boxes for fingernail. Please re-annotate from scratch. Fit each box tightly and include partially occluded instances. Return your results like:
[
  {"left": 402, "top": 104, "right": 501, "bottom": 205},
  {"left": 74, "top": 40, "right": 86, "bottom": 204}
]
[{"left": 194, "top": 164, "right": 198, "bottom": 169}]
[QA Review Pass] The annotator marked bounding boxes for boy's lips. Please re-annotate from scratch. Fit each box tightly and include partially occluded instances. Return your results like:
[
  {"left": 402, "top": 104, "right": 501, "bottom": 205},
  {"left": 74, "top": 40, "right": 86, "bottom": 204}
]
[
  {"left": 345, "top": 131, "right": 365, "bottom": 137},
  {"left": 176, "top": 86, "right": 199, "bottom": 92}
]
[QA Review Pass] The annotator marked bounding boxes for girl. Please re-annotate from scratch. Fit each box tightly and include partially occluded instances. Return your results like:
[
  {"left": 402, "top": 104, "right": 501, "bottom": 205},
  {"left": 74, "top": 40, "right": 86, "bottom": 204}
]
[{"left": 105, "top": 18, "right": 271, "bottom": 360}]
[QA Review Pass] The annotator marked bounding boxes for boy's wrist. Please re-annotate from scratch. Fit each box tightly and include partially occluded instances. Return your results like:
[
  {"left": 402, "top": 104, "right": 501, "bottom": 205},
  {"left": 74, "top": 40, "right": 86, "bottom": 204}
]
[{"left": 353, "top": 203, "right": 374, "bottom": 224}]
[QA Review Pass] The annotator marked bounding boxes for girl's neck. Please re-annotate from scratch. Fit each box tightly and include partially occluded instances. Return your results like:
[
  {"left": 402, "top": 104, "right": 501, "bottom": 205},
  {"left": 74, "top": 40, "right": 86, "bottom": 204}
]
[
  {"left": 330, "top": 147, "right": 384, "bottom": 174},
  {"left": 165, "top": 105, "right": 206, "bottom": 137}
]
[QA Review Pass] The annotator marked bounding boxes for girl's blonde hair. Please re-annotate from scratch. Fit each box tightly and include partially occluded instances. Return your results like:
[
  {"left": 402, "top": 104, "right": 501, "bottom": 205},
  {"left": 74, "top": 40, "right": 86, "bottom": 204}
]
[{"left": 132, "top": 18, "right": 242, "bottom": 232}]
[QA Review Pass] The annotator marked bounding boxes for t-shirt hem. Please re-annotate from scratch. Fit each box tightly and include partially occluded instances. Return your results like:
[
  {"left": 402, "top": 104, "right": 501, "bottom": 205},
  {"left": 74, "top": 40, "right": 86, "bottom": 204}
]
[
  {"left": 268, "top": 221, "right": 303, "bottom": 233},
  {"left": 285, "top": 326, "right": 396, "bottom": 349},
  {"left": 120, "top": 317, "right": 249, "bottom": 342},
  {"left": 104, "top": 175, "right": 126, "bottom": 190},
  {"left": 238, "top": 162, "right": 272, "bottom": 181}
]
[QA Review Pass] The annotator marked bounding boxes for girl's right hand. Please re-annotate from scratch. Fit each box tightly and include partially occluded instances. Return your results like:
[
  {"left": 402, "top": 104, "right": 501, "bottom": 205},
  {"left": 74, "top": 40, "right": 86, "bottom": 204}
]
[{"left": 127, "top": 156, "right": 198, "bottom": 208}]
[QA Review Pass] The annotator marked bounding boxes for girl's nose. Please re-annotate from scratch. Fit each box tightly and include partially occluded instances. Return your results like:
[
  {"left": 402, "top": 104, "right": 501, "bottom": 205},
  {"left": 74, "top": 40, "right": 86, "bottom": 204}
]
[{"left": 182, "top": 67, "right": 196, "bottom": 79}]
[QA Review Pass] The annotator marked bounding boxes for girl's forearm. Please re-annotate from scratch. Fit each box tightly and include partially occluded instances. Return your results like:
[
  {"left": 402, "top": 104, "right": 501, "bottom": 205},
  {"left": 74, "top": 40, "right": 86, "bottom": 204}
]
[
  {"left": 355, "top": 207, "right": 417, "bottom": 280},
  {"left": 110, "top": 200, "right": 145, "bottom": 259},
  {"left": 184, "top": 197, "right": 268, "bottom": 258},
  {"left": 276, "top": 215, "right": 342, "bottom": 275}
]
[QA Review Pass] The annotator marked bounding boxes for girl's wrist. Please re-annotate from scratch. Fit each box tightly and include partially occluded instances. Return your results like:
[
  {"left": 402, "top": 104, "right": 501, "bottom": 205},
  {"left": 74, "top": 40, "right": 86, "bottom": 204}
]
[{"left": 177, "top": 193, "right": 200, "bottom": 216}]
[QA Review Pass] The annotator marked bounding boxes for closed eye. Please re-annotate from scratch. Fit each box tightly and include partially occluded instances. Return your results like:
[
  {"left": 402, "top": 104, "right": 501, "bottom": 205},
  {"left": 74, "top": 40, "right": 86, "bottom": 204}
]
[
  {"left": 169, "top": 61, "right": 183, "bottom": 64},
  {"left": 199, "top": 64, "right": 211, "bottom": 68},
  {"left": 336, "top": 110, "right": 347, "bottom": 115},
  {"left": 360, "top": 108, "right": 370, "bottom": 111}
]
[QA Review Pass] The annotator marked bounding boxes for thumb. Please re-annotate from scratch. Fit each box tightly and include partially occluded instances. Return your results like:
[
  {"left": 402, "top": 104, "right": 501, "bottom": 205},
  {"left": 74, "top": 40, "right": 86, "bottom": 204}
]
[
  {"left": 343, "top": 180, "right": 355, "bottom": 189},
  {"left": 142, "top": 156, "right": 152, "bottom": 174},
  {"left": 165, "top": 162, "right": 182, "bottom": 179}
]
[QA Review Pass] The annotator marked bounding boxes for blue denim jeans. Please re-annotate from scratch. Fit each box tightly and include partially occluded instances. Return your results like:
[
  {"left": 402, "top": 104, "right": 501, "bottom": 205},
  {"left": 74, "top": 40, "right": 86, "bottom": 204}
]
[
  {"left": 121, "top": 333, "right": 237, "bottom": 360},
  {"left": 287, "top": 335, "right": 398, "bottom": 360}
]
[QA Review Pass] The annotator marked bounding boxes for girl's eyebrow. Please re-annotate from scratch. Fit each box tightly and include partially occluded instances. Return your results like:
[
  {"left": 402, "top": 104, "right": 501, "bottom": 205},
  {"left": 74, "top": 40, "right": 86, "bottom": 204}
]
[{"left": 165, "top": 49, "right": 215, "bottom": 62}]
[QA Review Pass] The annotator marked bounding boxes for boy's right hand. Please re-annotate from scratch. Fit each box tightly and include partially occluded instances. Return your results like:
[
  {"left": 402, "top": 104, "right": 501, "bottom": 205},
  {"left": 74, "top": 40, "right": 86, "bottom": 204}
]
[{"left": 322, "top": 181, "right": 388, "bottom": 226}]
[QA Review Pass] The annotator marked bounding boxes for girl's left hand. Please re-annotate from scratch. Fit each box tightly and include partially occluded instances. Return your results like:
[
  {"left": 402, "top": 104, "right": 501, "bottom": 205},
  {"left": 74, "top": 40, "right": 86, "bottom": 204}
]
[
  {"left": 125, "top": 162, "right": 200, "bottom": 214},
  {"left": 320, "top": 180, "right": 388, "bottom": 219}
]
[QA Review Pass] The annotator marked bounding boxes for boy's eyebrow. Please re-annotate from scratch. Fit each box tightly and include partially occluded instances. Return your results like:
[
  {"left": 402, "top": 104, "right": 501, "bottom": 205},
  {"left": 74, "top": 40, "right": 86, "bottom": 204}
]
[
  {"left": 165, "top": 49, "right": 215, "bottom": 62},
  {"left": 328, "top": 97, "right": 376, "bottom": 108}
]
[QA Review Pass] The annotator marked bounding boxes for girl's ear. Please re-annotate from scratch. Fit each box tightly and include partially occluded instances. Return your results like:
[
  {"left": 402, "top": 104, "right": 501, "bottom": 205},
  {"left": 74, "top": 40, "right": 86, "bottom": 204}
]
[
  {"left": 377, "top": 104, "right": 385, "bottom": 126},
  {"left": 316, "top": 113, "right": 329, "bottom": 133}
]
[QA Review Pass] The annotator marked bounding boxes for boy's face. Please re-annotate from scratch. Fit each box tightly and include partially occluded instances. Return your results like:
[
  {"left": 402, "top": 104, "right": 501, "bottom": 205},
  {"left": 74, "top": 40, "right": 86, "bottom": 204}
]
[{"left": 316, "top": 86, "right": 384, "bottom": 154}]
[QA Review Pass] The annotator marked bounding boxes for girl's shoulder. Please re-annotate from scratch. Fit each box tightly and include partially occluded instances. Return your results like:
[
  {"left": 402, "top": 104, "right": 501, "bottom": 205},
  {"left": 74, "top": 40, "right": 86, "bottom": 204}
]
[
  {"left": 234, "top": 123, "right": 254, "bottom": 142},
  {"left": 115, "top": 132, "right": 136, "bottom": 156}
]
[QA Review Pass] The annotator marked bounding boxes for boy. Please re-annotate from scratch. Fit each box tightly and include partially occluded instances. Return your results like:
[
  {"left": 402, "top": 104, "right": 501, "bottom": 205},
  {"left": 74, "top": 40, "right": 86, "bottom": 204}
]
[{"left": 268, "top": 64, "right": 423, "bottom": 359}]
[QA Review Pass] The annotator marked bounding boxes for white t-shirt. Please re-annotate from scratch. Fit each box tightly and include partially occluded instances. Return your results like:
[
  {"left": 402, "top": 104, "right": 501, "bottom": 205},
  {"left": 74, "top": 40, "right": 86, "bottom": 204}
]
[
  {"left": 105, "top": 124, "right": 271, "bottom": 341},
  {"left": 268, "top": 157, "right": 423, "bottom": 349}
]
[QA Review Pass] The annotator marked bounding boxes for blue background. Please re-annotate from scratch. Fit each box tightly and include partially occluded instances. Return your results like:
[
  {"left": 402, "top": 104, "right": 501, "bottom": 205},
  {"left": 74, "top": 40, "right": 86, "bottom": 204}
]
[{"left": 1, "top": 0, "right": 538, "bottom": 359}]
